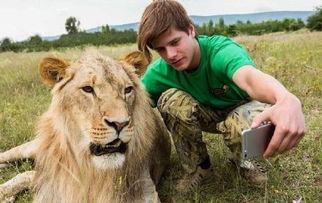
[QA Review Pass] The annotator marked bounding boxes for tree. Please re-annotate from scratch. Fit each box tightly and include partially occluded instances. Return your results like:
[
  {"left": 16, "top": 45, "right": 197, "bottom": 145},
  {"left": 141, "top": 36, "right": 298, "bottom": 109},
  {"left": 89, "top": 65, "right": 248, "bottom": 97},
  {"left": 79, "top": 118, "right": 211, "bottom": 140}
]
[
  {"left": 286, "top": 19, "right": 305, "bottom": 32},
  {"left": 227, "top": 25, "right": 238, "bottom": 36},
  {"left": 208, "top": 19, "right": 214, "bottom": 29},
  {"left": 28, "top": 35, "right": 42, "bottom": 44},
  {"left": 65, "top": 16, "right": 80, "bottom": 34},
  {"left": 102, "top": 24, "right": 110, "bottom": 34},
  {"left": 214, "top": 17, "right": 226, "bottom": 35},
  {"left": 307, "top": 6, "right": 322, "bottom": 31},
  {"left": 218, "top": 17, "right": 225, "bottom": 28},
  {"left": 296, "top": 18, "right": 305, "bottom": 28},
  {"left": 200, "top": 22, "right": 207, "bottom": 35},
  {"left": 236, "top": 20, "right": 244, "bottom": 25},
  {"left": 0, "top": 38, "right": 12, "bottom": 52}
]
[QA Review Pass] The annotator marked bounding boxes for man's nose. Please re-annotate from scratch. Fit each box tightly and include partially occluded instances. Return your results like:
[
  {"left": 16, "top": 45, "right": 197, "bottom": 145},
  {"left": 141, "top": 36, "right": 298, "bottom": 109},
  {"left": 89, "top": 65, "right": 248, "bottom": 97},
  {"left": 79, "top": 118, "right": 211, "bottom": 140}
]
[{"left": 166, "top": 47, "right": 177, "bottom": 59}]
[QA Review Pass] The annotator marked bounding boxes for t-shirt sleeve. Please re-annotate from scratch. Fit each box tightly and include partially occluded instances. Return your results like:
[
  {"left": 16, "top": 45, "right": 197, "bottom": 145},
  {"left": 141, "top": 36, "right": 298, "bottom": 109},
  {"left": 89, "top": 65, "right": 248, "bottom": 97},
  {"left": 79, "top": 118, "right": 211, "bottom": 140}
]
[{"left": 210, "top": 42, "right": 256, "bottom": 80}]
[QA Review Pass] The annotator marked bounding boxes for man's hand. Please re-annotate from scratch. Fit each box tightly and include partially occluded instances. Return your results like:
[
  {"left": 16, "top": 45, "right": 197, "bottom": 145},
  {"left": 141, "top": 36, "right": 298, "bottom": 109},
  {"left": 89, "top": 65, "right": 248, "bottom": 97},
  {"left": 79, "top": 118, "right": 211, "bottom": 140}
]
[
  {"left": 251, "top": 93, "right": 305, "bottom": 158},
  {"left": 233, "top": 66, "right": 306, "bottom": 159}
]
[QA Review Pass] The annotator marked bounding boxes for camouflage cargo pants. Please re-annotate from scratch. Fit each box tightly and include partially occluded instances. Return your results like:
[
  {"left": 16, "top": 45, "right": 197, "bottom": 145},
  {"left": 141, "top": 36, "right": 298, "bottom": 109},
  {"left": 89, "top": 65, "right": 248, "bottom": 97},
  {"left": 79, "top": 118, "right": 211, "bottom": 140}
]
[{"left": 157, "top": 88, "right": 271, "bottom": 174}]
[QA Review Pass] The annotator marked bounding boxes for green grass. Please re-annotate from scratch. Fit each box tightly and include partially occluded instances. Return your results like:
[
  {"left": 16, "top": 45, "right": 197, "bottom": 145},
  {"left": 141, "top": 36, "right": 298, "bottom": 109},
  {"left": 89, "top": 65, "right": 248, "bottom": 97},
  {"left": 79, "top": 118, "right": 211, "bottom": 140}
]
[{"left": 0, "top": 32, "right": 321, "bottom": 202}]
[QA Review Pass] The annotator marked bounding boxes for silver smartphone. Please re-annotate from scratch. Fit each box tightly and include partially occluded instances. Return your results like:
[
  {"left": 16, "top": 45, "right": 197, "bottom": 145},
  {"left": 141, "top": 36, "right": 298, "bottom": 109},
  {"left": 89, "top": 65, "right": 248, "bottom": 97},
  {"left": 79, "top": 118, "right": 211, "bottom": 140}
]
[{"left": 241, "top": 123, "right": 275, "bottom": 160}]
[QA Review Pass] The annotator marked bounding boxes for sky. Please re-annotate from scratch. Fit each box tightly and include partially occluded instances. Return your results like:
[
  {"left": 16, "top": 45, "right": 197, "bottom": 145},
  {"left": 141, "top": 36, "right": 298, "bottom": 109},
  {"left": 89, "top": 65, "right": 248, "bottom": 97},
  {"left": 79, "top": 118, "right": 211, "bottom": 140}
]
[{"left": 0, "top": 0, "right": 321, "bottom": 41}]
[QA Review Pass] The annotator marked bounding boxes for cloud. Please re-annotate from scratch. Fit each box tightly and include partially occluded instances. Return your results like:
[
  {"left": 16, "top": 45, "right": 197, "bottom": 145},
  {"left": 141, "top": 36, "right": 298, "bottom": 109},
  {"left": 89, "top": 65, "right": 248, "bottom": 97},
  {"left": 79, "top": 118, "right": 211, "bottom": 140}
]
[{"left": 57, "top": 7, "right": 69, "bottom": 13}]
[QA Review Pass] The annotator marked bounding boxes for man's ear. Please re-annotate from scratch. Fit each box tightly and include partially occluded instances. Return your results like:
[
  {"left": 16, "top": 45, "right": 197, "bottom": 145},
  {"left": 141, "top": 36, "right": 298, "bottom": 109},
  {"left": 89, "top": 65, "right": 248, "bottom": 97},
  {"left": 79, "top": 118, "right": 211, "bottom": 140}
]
[
  {"left": 39, "top": 57, "right": 70, "bottom": 87},
  {"left": 189, "top": 24, "right": 196, "bottom": 38},
  {"left": 122, "top": 51, "right": 149, "bottom": 77}
]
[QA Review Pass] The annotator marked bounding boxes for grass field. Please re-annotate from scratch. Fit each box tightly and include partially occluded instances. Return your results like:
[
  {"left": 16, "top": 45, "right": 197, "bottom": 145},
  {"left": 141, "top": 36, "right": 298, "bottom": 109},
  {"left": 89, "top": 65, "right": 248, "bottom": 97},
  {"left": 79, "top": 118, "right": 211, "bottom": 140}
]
[{"left": 0, "top": 31, "right": 321, "bottom": 202}]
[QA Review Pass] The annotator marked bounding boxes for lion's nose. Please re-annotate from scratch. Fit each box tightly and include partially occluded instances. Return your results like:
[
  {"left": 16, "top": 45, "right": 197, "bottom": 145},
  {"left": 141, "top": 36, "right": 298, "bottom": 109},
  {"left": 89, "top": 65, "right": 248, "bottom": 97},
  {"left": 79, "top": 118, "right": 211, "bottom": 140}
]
[{"left": 104, "top": 119, "right": 129, "bottom": 133}]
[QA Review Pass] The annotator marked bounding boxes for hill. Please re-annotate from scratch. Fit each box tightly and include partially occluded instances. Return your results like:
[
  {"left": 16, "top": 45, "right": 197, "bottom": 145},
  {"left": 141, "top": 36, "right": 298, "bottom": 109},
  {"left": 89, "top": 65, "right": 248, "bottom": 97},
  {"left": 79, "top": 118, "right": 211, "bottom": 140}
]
[{"left": 43, "top": 11, "right": 314, "bottom": 41}]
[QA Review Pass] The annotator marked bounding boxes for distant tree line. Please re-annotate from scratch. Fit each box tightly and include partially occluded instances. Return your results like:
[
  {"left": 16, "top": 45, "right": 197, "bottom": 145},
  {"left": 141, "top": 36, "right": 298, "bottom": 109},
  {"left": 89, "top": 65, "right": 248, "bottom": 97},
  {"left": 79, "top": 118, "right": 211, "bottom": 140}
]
[
  {"left": 1, "top": 6, "right": 322, "bottom": 53},
  {"left": 0, "top": 17, "right": 137, "bottom": 53},
  {"left": 196, "top": 6, "right": 322, "bottom": 36},
  {"left": 196, "top": 18, "right": 306, "bottom": 37}
]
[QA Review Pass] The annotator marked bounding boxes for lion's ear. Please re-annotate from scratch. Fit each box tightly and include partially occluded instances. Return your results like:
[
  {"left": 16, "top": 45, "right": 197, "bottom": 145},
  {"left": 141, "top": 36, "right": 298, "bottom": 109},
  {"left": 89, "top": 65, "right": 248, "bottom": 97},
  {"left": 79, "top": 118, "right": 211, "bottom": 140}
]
[
  {"left": 122, "top": 51, "right": 149, "bottom": 77},
  {"left": 39, "top": 57, "right": 70, "bottom": 87}
]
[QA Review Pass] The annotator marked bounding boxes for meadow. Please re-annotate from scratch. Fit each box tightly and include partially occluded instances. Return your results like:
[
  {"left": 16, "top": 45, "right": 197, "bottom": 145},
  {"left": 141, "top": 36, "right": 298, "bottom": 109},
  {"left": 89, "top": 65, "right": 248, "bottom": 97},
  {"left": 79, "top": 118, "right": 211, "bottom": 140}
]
[{"left": 0, "top": 31, "right": 321, "bottom": 202}]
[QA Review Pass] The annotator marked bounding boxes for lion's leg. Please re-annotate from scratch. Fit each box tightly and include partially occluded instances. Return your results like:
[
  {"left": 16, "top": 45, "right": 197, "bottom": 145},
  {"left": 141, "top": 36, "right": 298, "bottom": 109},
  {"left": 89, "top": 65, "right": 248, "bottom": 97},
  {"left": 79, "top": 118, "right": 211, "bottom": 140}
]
[
  {"left": 139, "top": 170, "right": 161, "bottom": 203},
  {"left": 0, "top": 137, "right": 40, "bottom": 164},
  {"left": 0, "top": 170, "right": 35, "bottom": 201},
  {"left": 142, "top": 179, "right": 160, "bottom": 203},
  {"left": 151, "top": 185, "right": 160, "bottom": 203}
]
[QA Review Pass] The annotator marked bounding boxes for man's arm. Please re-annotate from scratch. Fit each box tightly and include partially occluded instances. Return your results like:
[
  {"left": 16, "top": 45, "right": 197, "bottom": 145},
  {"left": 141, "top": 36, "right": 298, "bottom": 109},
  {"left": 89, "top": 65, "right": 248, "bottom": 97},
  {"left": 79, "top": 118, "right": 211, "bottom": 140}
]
[{"left": 232, "top": 65, "right": 305, "bottom": 158}]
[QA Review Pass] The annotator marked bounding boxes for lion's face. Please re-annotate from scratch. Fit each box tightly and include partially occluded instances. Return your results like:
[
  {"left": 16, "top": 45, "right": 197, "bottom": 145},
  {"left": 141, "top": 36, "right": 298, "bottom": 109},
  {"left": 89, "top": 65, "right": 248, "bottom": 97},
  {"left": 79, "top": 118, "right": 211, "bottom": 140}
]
[{"left": 39, "top": 50, "right": 148, "bottom": 170}]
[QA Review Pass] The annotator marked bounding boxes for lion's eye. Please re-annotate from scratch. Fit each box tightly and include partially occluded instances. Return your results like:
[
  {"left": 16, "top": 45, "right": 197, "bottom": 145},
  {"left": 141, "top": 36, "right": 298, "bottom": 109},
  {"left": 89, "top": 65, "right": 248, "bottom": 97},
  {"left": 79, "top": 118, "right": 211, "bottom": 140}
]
[
  {"left": 124, "top": 86, "right": 133, "bottom": 94},
  {"left": 82, "top": 86, "right": 94, "bottom": 93}
]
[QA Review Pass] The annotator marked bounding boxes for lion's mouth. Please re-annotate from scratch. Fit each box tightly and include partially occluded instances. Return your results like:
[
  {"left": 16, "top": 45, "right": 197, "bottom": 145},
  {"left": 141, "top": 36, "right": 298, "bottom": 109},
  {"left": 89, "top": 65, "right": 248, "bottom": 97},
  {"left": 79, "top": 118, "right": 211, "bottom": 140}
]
[{"left": 89, "top": 139, "right": 127, "bottom": 156}]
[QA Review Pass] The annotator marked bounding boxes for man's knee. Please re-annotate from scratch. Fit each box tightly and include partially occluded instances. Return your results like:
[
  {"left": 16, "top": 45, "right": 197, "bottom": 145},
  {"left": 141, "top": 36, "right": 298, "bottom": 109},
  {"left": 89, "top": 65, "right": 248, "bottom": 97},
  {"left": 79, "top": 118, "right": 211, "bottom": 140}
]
[
  {"left": 232, "top": 100, "right": 271, "bottom": 126},
  {"left": 157, "top": 88, "right": 200, "bottom": 125},
  {"left": 218, "top": 101, "right": 271, "bottom": 150}
]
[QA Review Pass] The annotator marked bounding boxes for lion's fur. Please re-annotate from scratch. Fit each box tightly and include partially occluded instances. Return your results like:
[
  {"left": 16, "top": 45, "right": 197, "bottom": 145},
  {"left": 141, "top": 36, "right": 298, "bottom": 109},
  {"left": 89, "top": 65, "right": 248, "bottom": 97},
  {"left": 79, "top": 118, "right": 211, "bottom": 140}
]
[{"left": 29, "top": 50, "right": 171, "bottom": 202}]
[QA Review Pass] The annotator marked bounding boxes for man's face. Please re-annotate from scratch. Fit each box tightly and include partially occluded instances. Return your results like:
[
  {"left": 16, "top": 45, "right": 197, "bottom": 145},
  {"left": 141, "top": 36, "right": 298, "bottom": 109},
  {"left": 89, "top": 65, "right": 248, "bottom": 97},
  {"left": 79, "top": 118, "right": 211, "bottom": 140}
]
[{"left": 151, "top": 26, "right": 200, "bottom": 71}]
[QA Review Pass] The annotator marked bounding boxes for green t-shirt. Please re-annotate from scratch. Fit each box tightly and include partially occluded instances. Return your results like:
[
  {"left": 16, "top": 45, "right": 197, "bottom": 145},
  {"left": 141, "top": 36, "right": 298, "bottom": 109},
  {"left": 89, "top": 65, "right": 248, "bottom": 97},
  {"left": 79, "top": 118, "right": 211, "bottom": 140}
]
[{"left": 141, "top": 35, "right": 256, "bottom": 109}]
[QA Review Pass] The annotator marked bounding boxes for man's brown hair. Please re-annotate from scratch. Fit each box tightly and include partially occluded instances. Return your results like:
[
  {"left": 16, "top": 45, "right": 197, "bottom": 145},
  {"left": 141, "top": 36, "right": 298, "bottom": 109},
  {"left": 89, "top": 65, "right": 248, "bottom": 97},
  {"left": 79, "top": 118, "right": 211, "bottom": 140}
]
[{"left": 137, "top": 0, "right": 196, "bottom": 62}]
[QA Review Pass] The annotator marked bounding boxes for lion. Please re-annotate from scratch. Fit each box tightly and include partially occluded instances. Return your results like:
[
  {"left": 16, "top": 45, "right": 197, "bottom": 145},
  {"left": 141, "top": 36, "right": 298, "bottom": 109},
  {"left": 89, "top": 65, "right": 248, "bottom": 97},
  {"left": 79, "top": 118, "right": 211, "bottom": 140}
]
[{"left": 0, "top": 49, "right": 171, "bottom": 202}]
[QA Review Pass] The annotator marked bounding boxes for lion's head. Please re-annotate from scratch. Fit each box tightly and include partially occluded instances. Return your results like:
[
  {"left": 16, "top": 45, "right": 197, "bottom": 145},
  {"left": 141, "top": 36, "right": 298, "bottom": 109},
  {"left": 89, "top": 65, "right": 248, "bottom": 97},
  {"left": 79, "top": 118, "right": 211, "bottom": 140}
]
[{"left": 38, "top": 49, "right": 152, "bottom": 170}]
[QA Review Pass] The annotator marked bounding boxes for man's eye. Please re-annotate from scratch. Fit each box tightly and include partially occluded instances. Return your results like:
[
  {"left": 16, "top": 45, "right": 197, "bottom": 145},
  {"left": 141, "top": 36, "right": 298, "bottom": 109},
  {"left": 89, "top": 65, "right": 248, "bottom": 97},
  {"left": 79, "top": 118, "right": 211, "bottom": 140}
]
[
  {"left": 82, "top": 86, "right": 94, "bottom": 93},
  {"left": 124, "top": 86, "right": 133, "bottom": 94},
  {"left": 171, "top": 39, "right": 179, "bottom": 46}
]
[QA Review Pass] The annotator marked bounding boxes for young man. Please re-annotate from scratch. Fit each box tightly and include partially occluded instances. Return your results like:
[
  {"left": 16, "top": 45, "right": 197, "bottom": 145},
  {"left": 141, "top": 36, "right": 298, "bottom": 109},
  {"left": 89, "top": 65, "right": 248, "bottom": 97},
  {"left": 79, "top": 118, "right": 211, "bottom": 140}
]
[{"left": 138, "top": 0, "right": 305, "bottom": 193}]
